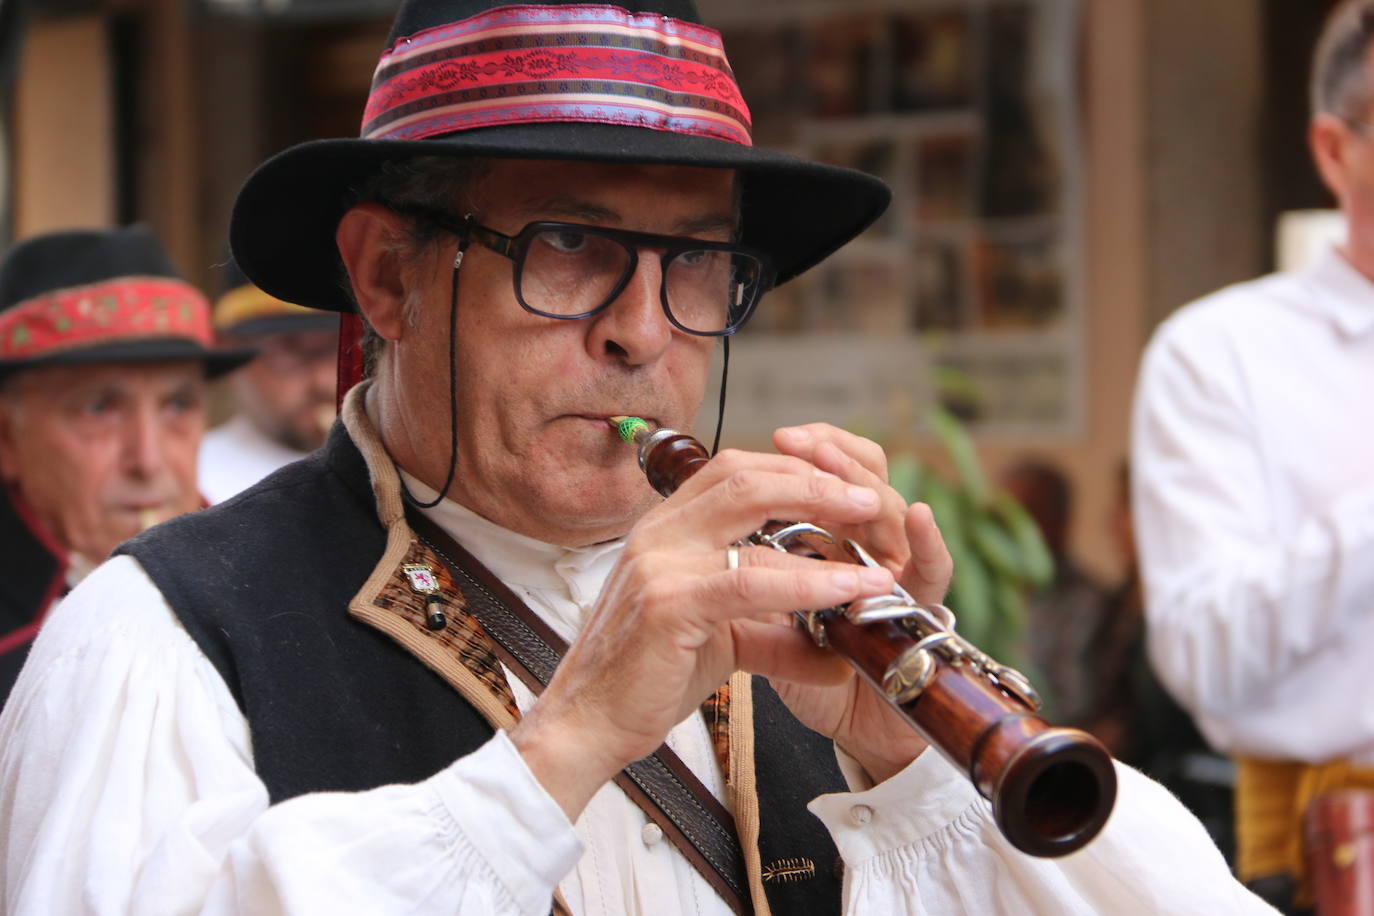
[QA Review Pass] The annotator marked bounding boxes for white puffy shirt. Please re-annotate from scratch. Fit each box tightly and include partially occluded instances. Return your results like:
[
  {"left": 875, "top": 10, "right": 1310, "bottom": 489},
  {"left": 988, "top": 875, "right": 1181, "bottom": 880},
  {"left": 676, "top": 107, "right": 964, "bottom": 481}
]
[
  {"left": 1132, "top": 245, "right": 1374, "bottom": 763},
  {"left": 0, "top": 477, "right": 1270, "bottom": 914},
  {"left": 199, "top": 415, "right": 312, "bottom": 506}
]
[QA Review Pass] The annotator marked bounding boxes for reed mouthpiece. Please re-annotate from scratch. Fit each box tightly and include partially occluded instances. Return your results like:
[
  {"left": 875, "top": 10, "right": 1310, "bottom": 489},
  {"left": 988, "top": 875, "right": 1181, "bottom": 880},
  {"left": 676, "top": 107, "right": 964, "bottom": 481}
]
[{"left": 608, "top": 416, "right": 651, "bottom": 443}]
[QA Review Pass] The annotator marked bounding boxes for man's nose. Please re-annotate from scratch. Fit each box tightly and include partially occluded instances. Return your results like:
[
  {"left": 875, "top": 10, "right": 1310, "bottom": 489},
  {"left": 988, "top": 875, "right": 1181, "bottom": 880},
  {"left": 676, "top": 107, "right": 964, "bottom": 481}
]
[
  {"left": 122, "top": 404, "right": 168, "bottom": 480},
  {"left": 587, "top": 252, "right": 673, "bottom": 366}
]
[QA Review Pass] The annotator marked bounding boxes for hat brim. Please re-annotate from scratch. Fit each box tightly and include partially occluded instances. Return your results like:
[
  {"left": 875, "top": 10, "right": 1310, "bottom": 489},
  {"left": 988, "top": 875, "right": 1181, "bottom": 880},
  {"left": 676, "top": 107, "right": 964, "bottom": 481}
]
[
  {"left": 220, "top": 312, "right": 341, "bottom": 338},
  {"left": 0, "top": 337, "right": 256, "bottom": 381},
  {"left": 230, "top": 122, "right": 891, "bottom": 312}
]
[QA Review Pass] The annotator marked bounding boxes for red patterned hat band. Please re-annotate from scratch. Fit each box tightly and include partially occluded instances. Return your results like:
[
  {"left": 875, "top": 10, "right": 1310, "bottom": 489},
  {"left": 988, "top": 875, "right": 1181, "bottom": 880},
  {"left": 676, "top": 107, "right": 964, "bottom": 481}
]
[
  {"left": 361, "top": 3, "right": 752, "bottom": 147},
  {"left": 0, "top": 276, "right": 212, "bottom": 362}
]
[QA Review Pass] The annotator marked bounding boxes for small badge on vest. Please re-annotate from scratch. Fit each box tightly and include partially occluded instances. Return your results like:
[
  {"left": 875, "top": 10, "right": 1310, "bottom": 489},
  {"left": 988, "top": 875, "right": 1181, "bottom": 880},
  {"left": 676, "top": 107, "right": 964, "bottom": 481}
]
[
  {"left": 762, "top": 856, "right": 816, "bottom": 884},
  {"left": 403, "top": 564, "right": 439, "bottom": 593},
  {"left": 402, "top": 563, "right": 447, "bottom": 631}
]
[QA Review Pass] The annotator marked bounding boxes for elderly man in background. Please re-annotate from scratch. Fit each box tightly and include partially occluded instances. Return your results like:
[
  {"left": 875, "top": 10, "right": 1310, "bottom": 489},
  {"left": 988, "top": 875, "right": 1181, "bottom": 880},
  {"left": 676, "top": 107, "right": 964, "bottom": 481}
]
[
  {"left": 0, "top": 225, "right": 250, "bottom": 706},
  {"left": 1133, "top": 1, "right": 1374, "bottom": 911},
  {"left": 199, "top": 260, "right": 338, "bottom": 503}
]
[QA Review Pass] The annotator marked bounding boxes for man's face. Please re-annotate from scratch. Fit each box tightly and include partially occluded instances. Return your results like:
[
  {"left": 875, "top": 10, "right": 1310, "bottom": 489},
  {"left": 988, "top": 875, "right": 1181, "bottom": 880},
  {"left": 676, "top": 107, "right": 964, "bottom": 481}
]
[
  {"left": 227, "top": 328, "right": 339, "bottom": 452},
  {"left": 1316, "top": 45, "right": 1374, "bottom": 274},
  {"left": 382, "top": 159, "right": 733, "bottom": 546},
  {"left": 0, "top": 360, "right": 207, "bottom": 562},
  {"left": 1339, "top": 102, "right": 1374, "bottom": 272}
]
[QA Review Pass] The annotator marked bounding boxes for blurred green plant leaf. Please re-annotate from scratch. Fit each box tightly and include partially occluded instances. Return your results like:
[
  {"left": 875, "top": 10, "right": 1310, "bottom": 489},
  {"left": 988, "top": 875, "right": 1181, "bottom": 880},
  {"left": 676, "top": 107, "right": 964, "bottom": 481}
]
[
  {"left": 990, "top": 490, "right": 1054, "bottom": 589},
  {"left": 918, "top": 471, "right": 964, "bottom": 549},
  {"left": 926, "top": 403, "right": 987, "bottom": 506},
  {"left": 931, "top": 364, "right": 981, "bottom": 401},
  {"left": 862, "top": 390, "right": 1058, "bottom": 675},
  {"left": 945, "top": 539, "right": 992, "bottom": 647},
  {"left": 988, "top": 574, "right": 1027, "bottom": 662},
  {"left": 970, "top": 514, "right": 1026, "bottom": 582},
  {"left": 887, "top": 453, "right": 923, "bottom": 506}
]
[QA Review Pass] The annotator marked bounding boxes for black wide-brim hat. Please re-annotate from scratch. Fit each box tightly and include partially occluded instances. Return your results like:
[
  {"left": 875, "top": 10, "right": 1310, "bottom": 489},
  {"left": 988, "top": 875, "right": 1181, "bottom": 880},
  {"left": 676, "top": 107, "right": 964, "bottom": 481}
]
[
  {"left": 214, "top": 257, "right": 339, "bottom": 337},
  {"left": 0, "top": 226, "right": 254, "bottom": 380},
  {"left": 229, "top": 0, "right": 892, "bottom": 312}
]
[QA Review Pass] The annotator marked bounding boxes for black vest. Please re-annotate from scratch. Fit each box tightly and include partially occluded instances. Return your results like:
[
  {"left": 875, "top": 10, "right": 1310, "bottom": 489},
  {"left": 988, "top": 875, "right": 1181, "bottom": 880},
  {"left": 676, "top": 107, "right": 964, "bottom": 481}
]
[
  {"left": 0, "top": 488, "right": 63, "bottom": 708},
  {"left": 120, "top": 424, "right": 847, "bottom": 914}
]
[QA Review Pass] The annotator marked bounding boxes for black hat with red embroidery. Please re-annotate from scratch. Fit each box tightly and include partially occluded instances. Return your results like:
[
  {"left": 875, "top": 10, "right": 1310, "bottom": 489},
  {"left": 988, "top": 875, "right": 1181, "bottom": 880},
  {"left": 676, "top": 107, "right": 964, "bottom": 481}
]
[
  {"left": 228, "top": 0, "right": 891, "bottom": 312},
  {"left": 0, "top": 226, "right": 253, "bottom": 380}
]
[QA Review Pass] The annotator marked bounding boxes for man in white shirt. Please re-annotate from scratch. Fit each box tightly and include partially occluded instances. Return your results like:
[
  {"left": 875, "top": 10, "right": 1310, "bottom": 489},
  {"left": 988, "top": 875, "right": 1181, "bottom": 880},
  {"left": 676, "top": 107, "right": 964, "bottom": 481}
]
[
  {"left": 1132, "top": 1, "right": 1374, "bottom": 911},
  {"left": 199, "top": 261, "right": 339, "bottom": 504},
  {"left": 0, "top": 1, "right": 1269, "bottom": 913}
]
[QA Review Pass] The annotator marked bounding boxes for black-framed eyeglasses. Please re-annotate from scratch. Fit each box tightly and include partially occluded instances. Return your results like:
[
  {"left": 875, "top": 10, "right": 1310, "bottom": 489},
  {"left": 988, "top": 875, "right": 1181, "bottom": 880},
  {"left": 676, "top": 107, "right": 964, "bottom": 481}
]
[{"left": 402, "top": 209, "right": 774, "bottom": 337}]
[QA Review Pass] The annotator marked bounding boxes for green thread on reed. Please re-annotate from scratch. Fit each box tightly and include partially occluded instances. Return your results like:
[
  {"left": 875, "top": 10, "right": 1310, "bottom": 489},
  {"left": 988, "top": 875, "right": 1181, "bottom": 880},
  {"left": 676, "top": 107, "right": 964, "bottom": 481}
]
[{"left": 615, "top": 416, "right": 650, "bottom": 443}]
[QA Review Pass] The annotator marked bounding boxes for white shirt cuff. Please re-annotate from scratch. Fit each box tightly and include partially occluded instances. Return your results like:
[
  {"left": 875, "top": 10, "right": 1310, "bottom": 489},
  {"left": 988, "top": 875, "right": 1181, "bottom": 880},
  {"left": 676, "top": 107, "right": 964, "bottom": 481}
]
[
  {"left": 430, "top": 730, "right": 583, "bottom": 914},
  {"left": 809, "top": 748, "right": 985, "bottom": 864}
]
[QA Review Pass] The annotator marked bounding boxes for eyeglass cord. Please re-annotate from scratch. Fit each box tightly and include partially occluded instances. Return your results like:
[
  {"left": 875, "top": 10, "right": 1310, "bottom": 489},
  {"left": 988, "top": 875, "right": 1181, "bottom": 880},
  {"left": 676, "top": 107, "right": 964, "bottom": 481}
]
[
  {"left": 711, "top": 336, "right": 728, "bottom": 457},
  {"left": 402, "top": 251, "right": 464, "bottom": 511}
]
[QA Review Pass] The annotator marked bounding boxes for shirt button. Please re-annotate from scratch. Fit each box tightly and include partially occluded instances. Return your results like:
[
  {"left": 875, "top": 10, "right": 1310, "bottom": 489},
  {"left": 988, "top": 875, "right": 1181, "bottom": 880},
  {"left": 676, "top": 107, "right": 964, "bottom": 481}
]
[
  {"left": 849, "top": 804, "right": 873, "bottom": 827},
  {"left": 642, "top": 823, "right": 664, "bottom": 847}
]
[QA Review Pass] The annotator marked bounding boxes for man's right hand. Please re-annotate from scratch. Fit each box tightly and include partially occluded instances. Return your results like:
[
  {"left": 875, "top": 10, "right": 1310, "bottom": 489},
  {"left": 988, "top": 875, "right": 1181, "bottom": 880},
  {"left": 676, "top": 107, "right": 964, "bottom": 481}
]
[{"left": 508, "top": 445, "right": 898, "bottom": 821}]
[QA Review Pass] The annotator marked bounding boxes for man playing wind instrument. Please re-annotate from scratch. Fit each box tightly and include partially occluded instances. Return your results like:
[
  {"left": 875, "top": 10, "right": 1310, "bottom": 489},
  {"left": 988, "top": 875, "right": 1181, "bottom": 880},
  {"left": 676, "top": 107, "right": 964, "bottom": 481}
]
[{"left": 2, "top": 2, "right": 1267, "bottom": 913}]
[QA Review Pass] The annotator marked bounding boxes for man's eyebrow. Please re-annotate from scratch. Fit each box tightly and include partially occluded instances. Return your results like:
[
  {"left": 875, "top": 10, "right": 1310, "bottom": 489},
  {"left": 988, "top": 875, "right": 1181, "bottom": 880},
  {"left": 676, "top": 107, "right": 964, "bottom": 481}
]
[
  {"left": 517, "top": 195, "right": 620, "bottom": 224},
  {"left": 517, "top": 196, "right": 737, "bottom": 237},
  {"left": 166, "top": 378, "right": 204, "bottom": 399},
  {"left": 673, "top": 213, "right": 736, "bottom": 238},
  {"left": 62, "top": 381, "right": 123, "bottom": 404}
]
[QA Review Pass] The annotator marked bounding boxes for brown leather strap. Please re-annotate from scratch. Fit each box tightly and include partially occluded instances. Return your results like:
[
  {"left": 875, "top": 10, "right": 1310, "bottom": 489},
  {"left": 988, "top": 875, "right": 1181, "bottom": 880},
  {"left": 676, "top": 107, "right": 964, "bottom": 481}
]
[{"left": 407, "top": 508, "right": 752, "bottom": 916}]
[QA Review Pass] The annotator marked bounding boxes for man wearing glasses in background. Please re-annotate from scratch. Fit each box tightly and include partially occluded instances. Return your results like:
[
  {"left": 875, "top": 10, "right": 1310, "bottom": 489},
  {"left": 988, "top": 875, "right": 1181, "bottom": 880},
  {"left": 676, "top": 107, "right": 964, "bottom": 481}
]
[
  {"left": 1, "top": 1, "right": 1268, "bottom": 913},
  {"left": 1134, "top": 1, "right": 1374, "bottom": 912},
  {"left": 199, "top": 261, "right": 339, "bottom": 504}
]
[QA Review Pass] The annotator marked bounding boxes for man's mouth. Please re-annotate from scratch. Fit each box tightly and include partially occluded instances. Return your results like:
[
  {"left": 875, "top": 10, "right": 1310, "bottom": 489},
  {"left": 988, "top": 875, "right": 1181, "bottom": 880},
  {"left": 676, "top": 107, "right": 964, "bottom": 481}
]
[{"left": 573, "top": 413, "right": 658, "bottom": 429}]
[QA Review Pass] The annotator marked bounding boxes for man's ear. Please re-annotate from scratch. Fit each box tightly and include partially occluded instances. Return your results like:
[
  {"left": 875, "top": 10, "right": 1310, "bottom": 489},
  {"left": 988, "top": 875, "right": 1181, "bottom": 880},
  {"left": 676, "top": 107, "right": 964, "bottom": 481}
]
[
  {"left": 1310, "top": 113, "right": 1353, "bottom": 205},
  {"left": 336, "top": 203, "right": 413, "bottom": 341}
]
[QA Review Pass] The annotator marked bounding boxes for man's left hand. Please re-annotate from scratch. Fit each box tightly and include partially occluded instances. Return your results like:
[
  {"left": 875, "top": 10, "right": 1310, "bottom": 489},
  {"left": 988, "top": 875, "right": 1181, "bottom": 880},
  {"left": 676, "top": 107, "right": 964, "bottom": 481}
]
[{"left": 766, "top": 423, "right": 953, "bottom": 784}]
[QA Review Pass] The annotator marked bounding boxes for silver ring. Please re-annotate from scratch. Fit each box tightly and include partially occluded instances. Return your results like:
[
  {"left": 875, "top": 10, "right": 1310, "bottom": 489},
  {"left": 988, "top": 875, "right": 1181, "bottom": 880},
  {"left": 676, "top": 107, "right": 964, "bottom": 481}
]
[{"left": 726, "top": 545, "right": 740, "bottom": 571}]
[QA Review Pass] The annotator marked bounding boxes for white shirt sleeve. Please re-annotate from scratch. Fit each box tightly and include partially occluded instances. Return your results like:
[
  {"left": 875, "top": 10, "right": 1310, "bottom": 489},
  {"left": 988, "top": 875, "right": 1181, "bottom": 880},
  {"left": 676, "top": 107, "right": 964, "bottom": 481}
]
[
  {"left": 2, "top": 557, "right": 1270, "bottom": 915},
  {"left": 0, "top": 555, "right": 580, "bottom": 916},
  {"left": 1131, "top": 316, "right": 1374, "bottom": 729},
  {"left": 812, "top": 750, "right": 1274, "bottom": 915}
]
